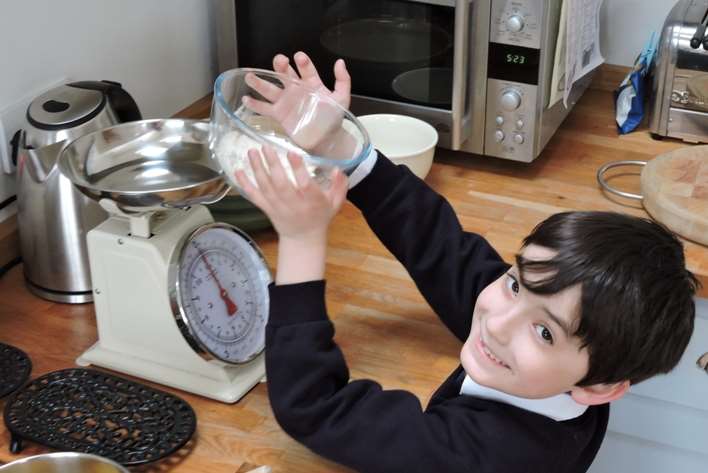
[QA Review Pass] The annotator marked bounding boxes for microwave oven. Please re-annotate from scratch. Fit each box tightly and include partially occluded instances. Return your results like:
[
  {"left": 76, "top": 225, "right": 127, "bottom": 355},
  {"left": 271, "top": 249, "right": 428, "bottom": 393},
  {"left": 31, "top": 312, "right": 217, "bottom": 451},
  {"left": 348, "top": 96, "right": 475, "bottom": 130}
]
[{"left": 215, "top": 0, "right": 593, "bottom": 163}]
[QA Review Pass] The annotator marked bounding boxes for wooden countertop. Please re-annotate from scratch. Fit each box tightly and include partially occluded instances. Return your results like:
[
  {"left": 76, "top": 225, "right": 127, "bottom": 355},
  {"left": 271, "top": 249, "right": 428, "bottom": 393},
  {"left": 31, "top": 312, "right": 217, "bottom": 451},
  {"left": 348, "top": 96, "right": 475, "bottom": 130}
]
[{"left": 1, "top": 83, "right": 706, "bottom": 472}]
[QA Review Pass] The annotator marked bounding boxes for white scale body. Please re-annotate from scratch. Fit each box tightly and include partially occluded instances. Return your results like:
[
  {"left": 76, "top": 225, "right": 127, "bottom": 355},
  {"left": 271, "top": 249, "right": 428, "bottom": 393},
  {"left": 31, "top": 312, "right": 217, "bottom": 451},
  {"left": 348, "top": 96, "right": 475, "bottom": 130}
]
[{"left": 77, "top": 205, "right": 268, "bottom": 403}]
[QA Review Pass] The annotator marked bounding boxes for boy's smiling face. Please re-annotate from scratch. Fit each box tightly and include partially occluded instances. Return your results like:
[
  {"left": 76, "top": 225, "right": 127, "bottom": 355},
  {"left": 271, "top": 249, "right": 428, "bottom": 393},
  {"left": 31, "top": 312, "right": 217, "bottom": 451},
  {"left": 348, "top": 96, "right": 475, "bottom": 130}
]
[{"left": 460, "top": 244, "right": 590, "bottom": 400}]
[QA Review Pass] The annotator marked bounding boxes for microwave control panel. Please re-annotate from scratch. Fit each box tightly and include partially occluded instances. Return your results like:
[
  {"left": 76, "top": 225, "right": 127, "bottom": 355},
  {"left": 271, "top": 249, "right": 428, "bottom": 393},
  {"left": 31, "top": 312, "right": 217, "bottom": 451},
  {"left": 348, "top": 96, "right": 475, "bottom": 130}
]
[
  {"left": 490, "top": 0, "right": 544, "bottom": 49},
  {"left": 486, "top": 0, "right": 547, "bottom": 162},
  {"left": 485, "top": 79, "right": 538, "bottom": 163}
]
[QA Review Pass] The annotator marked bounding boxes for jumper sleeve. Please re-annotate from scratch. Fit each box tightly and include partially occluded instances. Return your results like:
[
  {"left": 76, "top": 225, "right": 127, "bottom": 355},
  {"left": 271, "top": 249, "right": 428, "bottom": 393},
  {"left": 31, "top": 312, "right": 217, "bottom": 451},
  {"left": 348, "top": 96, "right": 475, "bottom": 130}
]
[
  {"left": 347, "top": 154, "right": 509, "bottom": 341},
  {"left": 266, "top": 282, "right": 538, "bottom": 473}
]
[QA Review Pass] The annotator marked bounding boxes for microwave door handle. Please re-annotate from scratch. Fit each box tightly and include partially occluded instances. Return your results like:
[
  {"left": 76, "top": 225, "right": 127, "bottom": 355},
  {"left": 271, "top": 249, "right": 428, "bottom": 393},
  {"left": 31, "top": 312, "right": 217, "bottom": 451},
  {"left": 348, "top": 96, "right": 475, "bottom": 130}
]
[{"left": 451, "top": 0, "right": 472, "bottom": 149}]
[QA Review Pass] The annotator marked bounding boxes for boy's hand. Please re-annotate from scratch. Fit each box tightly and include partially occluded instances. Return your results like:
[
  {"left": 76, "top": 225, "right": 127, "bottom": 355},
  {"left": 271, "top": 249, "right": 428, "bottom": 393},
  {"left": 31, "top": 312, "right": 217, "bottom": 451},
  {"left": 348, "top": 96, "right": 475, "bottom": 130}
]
[
  {"left": 234, "top": 146, "right": 348, "bottom": 284},
  {"left": 242, "top": 52, "right": 352, "bottom": 154},
  {"left": 272, "top": 51, "right": 351, "bottom": 110}
]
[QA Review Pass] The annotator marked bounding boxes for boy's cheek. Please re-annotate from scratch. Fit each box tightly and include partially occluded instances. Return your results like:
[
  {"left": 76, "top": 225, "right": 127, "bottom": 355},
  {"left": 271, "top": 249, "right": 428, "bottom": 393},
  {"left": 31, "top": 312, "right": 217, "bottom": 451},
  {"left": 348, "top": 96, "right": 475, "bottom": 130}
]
[
  {"left": 460, "top": 329, "right": 482, "bottom": 365},
  {"left": 459, "top": 340, "right": 476, "bottom": 375},
  {"left": 475, "top": 277, "right": 504, "bottom": 314}
]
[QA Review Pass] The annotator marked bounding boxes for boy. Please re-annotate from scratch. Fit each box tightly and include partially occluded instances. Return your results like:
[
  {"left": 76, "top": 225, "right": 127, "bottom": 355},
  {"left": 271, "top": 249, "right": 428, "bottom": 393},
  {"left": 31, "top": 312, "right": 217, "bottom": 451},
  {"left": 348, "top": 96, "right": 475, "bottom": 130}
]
[{"left": 234, "top": 52, "right": 698, "bottom": 473}]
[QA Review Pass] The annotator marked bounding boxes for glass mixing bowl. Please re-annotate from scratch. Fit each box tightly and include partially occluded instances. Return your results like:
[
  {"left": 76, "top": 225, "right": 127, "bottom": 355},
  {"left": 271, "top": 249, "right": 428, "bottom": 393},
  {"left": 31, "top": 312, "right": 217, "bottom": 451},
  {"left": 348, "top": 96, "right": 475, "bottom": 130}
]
[{"left": 210, "top": 68, "right": 372, "bottom": 191}]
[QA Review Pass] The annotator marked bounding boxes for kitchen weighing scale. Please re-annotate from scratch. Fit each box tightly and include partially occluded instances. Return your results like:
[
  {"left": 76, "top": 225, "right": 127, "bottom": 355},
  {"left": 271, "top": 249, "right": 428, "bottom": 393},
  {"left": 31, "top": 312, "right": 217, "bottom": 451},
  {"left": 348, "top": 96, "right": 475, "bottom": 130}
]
[{"left": 57, "top": 119, "right": 272, "bottom": 403}]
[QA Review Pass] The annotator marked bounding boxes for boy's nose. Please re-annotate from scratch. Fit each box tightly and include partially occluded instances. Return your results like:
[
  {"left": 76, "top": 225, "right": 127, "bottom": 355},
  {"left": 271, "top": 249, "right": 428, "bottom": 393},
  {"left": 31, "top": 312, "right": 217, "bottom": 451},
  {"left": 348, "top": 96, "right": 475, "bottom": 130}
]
[{"left": 485, "top": 309, "right": 521, "bottom": 346}]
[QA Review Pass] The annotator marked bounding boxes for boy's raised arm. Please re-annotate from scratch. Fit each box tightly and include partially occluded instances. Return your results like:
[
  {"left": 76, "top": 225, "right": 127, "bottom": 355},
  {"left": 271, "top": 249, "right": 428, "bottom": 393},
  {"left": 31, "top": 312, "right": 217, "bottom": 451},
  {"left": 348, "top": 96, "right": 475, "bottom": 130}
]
[
  {"left": 260, "top": 51, "right": 509, "bottom": 337},
  {"left": 347, "top": 156, "right": 509, "bottom": 340}
]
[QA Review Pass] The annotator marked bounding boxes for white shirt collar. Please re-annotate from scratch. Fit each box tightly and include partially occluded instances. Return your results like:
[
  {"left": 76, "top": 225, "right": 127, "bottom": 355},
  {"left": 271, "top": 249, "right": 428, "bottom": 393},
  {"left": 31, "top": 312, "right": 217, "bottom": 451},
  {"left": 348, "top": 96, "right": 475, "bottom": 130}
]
[{"left": 459, "top": 374, "right": 588, "bottom": 422}]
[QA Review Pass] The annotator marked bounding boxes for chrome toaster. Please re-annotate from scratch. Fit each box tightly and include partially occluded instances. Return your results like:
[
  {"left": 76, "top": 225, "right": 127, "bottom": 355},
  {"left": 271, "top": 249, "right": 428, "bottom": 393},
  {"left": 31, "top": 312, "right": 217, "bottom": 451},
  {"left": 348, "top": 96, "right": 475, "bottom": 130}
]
[{"left": 650, "top": 0, "right": 708, "bottom": 143}]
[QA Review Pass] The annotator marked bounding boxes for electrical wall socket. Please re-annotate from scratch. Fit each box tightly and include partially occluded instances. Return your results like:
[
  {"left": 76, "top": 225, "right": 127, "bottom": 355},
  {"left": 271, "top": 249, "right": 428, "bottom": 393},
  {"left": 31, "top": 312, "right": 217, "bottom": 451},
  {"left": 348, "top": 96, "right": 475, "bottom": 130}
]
[{"left": 0, "top": 77, "right": 69, "bottom": 175}]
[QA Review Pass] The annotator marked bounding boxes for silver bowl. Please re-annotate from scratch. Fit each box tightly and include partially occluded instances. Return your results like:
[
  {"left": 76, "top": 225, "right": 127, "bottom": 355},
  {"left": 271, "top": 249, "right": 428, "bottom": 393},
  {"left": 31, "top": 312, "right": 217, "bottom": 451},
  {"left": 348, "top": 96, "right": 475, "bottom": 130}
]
[
  {"left": 58, "top": 119, "right": 229, "bottom": 213},
  {"left": 0, "top": 452, "right": 128, "bottom": 473}
]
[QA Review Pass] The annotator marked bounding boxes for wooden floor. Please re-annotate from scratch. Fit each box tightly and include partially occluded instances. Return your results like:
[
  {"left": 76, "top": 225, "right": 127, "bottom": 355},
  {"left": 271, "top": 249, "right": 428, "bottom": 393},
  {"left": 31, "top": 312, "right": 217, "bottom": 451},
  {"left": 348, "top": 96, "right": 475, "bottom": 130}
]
[{"left": 0, "top": 84, "right": 706, "bottom": 472}]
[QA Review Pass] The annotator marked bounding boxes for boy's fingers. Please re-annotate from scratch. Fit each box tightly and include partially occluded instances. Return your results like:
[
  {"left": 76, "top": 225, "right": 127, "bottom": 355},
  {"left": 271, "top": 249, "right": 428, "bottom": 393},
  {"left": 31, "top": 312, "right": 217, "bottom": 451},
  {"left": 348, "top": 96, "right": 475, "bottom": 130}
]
[
  {"left": 245, "top": 72, "right": 283, "bottom": 103},
  {"left": 242, "top": 95, "right": 273, "bottom": 117},
  {"left": 287, "top": 152, "right": 312, "bottom": 189},
  {"left": 293, "top": 51, "right": 324, "bottom": 90},
  {"left": 262, "top": 146, "right": 292, "bottom": 190},
  {"left": 248, "top": 148, "right": 277, "bottom": 200},
  {"left": 234, "top": 170, "right": 266, "bottom": 209},
  {"left": 234, "top": 169, "right": 253, "bottom": 193},
  {"left": 332, "top": 59, "right": 351, "bottom": 109},
  {"left": 273, "top": 54, "right": 299, "bottom": 79},
  {"left": 328, "top": 168, "right": 348, "bottom": 211}
]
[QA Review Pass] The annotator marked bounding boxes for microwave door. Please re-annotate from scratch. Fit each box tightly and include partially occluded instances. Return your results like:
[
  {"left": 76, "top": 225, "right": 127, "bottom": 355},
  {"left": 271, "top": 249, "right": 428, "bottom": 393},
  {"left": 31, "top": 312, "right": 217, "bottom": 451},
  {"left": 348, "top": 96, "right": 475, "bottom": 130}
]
[
  {"left": 453, "top": 0, "right": 489, "bottom": 154},
  {"left": 450, "top": 0, "right": 472, "bottom": 150}
]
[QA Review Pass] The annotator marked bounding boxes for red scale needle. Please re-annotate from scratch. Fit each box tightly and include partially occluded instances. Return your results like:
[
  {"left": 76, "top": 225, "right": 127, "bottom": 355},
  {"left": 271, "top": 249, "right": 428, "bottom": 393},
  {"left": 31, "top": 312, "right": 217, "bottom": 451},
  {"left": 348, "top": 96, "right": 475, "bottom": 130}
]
[{"left": 200, "top": 252, "right": 238, "bottom": 316}]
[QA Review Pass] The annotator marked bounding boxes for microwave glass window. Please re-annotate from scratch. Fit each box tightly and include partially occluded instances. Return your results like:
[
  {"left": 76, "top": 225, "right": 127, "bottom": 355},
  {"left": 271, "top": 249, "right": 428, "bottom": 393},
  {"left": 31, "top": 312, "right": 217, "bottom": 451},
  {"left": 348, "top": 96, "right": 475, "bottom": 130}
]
[{"left": 235, "top": 0, "right": 456, "bottom": 109}]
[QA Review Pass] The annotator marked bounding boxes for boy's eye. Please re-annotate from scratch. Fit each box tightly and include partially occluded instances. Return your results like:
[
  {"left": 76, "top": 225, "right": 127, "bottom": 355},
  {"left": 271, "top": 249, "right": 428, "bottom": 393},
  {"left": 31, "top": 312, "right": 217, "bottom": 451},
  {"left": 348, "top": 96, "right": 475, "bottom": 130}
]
[
  {"left": 505, "top": 273, "right": 520, "bottom": 296},
  {"left": 534, "top": 324, "right": 554, "bottom": 344}
]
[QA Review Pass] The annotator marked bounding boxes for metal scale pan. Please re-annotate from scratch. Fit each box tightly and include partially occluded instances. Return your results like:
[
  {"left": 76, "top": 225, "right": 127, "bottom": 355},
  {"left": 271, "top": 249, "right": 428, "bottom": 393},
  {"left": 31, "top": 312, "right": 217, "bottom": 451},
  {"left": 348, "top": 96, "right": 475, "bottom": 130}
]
[{"left": 57, "top": 118, "right": 230, "bottom": 214}]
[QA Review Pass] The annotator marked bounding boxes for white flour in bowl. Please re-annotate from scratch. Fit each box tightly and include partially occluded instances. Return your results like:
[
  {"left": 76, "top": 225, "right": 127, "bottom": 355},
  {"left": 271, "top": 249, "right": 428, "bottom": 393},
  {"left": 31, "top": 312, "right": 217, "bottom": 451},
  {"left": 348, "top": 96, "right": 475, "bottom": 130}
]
[{"left": 215, "top": 131, "right": 314, "bottom": 188}]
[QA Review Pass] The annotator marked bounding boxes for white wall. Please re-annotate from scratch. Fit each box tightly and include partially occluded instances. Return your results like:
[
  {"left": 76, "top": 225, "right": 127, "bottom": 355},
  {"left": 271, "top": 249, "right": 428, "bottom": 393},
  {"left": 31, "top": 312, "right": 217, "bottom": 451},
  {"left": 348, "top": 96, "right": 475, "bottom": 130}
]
[
  {"left": 601, "top": 0, "right": 676, "bottom": 66},
  {"left": 0, "top": 0, "right": 216, "bottom": 220}
]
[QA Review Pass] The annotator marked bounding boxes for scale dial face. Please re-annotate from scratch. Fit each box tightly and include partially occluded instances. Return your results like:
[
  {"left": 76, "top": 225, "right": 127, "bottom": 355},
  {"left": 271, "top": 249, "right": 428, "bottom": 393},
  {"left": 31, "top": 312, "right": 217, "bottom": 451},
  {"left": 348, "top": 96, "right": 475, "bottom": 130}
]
[{"left": 172, "top": 223, "right": 271, "bottom": 364}]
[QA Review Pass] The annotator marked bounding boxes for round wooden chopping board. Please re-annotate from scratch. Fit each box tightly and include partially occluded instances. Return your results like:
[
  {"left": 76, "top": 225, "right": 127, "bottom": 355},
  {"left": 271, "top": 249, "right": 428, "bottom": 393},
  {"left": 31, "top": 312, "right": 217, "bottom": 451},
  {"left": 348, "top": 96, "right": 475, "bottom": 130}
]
[{"left": 640, "top": 146, "right": 708, "bottom": 246}]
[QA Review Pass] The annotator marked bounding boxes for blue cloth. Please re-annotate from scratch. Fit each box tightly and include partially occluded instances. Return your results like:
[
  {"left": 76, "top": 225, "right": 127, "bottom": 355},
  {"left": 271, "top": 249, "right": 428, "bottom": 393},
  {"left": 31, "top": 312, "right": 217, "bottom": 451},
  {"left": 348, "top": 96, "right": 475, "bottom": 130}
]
[{"left": 615, "top": 33, "right": 658, "bottom": 134}]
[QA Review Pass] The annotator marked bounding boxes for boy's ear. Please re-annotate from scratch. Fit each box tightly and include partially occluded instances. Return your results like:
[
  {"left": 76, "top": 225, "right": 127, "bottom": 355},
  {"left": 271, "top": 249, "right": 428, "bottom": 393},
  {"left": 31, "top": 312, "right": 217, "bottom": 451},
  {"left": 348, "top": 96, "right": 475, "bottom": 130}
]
[{"left": 569, "top": 380, "right": 630, "bottom": 406}]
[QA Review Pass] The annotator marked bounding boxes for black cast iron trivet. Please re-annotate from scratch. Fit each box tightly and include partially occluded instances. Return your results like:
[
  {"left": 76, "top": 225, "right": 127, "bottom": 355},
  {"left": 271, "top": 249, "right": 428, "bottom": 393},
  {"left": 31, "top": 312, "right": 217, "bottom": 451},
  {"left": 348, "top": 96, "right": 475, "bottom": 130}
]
[
  {"left": 0, "top": 343, "right": 31, "bottom": 399},
  {"left": 3, "top": 368, "right": 197, "bottom": 465}
]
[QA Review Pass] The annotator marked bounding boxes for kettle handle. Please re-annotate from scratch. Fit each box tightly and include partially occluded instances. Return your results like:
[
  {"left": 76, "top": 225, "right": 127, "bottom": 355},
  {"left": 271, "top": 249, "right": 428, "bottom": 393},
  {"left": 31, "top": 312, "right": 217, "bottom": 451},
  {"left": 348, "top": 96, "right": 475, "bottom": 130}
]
[
  {"left": 67, "top": 80, "right": 142, "bottom": 123},
  {"left": 10, "top": 129, "right": 24, "bottom": 166}
]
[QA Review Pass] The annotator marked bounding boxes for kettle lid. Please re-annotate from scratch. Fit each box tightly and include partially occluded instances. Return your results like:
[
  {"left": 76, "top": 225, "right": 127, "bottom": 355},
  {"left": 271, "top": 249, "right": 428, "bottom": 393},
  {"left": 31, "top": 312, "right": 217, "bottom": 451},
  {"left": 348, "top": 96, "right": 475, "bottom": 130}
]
[{"left": 27, "top": 84, "right": 105, "bottom": 130}]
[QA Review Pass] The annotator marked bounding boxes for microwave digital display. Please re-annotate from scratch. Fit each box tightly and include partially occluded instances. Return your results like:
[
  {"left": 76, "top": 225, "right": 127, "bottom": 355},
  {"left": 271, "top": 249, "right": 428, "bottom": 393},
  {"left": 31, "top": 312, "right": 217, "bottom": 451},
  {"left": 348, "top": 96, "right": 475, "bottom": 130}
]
[
  {"left": 505, "top": 53, "right": 528, "bottom": 65},
  {"left": 488, "top": 43, "right": 540, "bottom": 85}
]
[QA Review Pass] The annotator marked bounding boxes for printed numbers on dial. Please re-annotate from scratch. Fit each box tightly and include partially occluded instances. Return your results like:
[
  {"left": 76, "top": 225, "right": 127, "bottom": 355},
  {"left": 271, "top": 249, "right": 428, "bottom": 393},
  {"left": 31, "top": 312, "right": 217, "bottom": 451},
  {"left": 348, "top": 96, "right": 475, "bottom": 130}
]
[{"left": 177, "top": 225, "right": 270, "bottom": 364}]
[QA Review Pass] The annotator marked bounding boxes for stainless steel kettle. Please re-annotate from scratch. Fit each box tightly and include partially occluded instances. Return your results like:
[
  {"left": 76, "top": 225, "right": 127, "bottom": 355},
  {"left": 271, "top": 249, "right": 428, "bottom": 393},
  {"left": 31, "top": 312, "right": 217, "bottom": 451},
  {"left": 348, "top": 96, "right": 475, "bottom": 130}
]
[{"left": 11, "top": 80, "right": 141, "bottom": 303}]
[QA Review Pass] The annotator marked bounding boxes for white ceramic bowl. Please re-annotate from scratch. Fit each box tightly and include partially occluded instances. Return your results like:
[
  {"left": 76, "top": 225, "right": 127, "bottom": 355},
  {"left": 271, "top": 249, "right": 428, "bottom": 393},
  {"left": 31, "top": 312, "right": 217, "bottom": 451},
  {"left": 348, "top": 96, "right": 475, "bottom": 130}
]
[{"left": 358, "top": 114, "right": 438, "bottom": 179}]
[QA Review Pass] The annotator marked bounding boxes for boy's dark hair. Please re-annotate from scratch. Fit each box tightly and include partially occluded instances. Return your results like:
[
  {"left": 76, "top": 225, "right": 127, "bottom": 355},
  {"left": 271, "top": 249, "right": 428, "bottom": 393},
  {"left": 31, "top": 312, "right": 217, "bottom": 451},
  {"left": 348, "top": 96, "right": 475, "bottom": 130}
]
[{"left": 516, "top": 211, "right": 699, "bottom": 386}]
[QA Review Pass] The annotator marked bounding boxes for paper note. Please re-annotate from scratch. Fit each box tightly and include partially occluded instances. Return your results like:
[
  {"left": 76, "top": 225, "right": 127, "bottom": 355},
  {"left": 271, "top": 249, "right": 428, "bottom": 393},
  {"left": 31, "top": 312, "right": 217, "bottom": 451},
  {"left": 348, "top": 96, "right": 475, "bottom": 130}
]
[
  {"left": 549, "top": 0, "right": 569, "bottom": 107},
  {"left": 549, "top": 0, "right": 605, "bottom": 108}
]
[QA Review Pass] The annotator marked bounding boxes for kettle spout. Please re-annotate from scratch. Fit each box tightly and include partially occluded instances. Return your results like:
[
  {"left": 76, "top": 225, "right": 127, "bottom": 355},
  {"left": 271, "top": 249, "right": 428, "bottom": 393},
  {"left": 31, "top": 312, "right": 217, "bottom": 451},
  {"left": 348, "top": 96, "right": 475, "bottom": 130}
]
[
  {"left": 24, "top": 149, "right": 49, "bottom": 182},
  {"left": 15, "top": 132, "right": 64, "bottom": 182}
]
